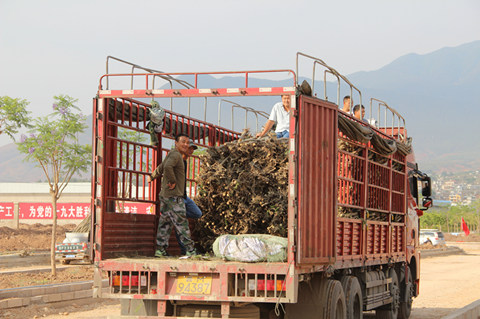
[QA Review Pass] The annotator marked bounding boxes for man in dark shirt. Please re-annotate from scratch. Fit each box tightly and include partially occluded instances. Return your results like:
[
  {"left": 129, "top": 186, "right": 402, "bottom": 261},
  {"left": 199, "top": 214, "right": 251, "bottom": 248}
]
[{"left": 149, "top": 133, "right": 196, "bottom": 257}]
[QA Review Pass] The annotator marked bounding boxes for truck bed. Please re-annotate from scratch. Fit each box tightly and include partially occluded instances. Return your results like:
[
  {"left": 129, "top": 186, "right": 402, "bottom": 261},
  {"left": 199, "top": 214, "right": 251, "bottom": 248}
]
[{"left": 96, "top": 256, "right": 293, "bottom": 303}]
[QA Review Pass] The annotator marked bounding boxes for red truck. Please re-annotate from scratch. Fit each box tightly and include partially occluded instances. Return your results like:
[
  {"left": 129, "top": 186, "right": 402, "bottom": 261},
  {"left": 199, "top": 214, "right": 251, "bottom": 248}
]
[{"left": 91, "top": 53, "right": 432, "bottom": 319}]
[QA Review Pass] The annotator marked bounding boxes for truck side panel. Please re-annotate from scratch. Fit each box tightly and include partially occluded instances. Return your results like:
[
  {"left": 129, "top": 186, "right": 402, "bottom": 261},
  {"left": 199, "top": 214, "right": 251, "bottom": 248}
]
[
  {"left": 296, "top": 96, "right": 338, "bottom": 265},
  {"left": 334, "top": 112, "right": 407, "bottom": 268}
]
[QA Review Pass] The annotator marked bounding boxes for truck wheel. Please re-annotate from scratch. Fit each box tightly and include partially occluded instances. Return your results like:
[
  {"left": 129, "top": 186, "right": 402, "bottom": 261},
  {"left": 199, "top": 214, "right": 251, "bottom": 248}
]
[
  {"left": 341, "top": 276, "right": 363, "bottom": 319},
  {"left": 398, "top": 267, "right": 413, "bottom": 319},
  {"left": 375, "top": 269, "right": 399, "bottom": 319},
  {"left": 321, "top": 279, "right": 347, "bottom": 319},
  {"left": 61, "top": 260, "right": 70, "bottom": 265}
]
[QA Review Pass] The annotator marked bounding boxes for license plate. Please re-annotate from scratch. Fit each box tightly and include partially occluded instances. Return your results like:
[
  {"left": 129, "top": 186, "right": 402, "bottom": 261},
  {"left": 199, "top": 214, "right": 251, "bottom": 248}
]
[
  {"left": 66, "top": 255, "right": 76, "bottom": 258},
  {"left": 58, "top": 245, "right": 81, "bottom": 250},
  {"left": 176, "top": 275, "right": 212, "bottom": 295}
]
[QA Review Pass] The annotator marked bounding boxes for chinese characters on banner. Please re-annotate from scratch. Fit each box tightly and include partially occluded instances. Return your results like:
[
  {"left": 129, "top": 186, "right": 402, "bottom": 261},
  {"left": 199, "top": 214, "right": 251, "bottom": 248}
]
[
  {"left": 0, "top": 203, "right": 14, "bottom": 219},
  {"left": 114, "top": 202, "right": 154, "bottom": 215},
  {"left": 0, "top": 202, "right": 155, "bottom": 219},
  {"left": 18, "top": 203, "right": 91, "bottom": 219}
]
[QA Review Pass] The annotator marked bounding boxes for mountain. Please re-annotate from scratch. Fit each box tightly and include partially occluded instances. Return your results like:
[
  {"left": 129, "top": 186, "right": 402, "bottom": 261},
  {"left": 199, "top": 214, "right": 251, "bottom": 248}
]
[
  {"left": 0, "top": 115, "right": 92, "bottom": 182},
  {"left": 0, "top": 41, "right": 478, "bottom": 181},
  {"left": 347, "top": 41, "right": 480, "bottom": 173}
]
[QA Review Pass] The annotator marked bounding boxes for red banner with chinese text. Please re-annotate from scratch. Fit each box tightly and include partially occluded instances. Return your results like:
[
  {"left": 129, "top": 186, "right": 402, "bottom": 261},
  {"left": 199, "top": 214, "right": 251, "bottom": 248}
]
[
  {"left": 19, "top": 203, "right": 91, "bottom": 219},
  {"left": 14, "top": 202, "right": 154, "bottom": 219},
  {"left": 0, "top": 203, "right": 14, "bottom": 219}
]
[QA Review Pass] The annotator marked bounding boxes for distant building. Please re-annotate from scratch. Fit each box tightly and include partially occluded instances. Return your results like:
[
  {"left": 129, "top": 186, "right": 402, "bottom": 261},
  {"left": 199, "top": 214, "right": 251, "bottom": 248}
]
[
  {"left": 442, "top": 181, "right": 455, "bottom": 190},
  {"left": 449, "top": 194, "right": 461, "bottom": 203},
  {"left": 434, "top": 200, "right": 452, "bottom": 207}
]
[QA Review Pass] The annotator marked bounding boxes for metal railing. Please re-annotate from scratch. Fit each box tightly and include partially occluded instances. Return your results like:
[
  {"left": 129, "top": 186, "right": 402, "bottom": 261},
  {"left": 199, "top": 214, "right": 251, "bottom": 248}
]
[
  {"left": 105, "top": 56, "right": 194, "bottom": 111},
  {"left": 217, "top": 99, "right": 269, "bottom": 132},
  {"left": 296, "top": 52, "right": 362, "bottom": 109},
  {"left": 100, "top": 61, "right": 295, "bottom": 130},
  {"left": 369, "top": 98, "right": 407, "bottom": 140},
  {"left": 296, "top": 52, "right": 407, "bottom": 140},
  {"left": 106, "top": 56, "right": 193, "bottom": 90}
]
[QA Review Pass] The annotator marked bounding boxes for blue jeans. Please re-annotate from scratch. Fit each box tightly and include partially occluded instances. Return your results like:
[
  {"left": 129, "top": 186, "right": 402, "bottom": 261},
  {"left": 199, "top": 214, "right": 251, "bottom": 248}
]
[
  {"left": 276, "top": 130, "right": 289, "bottom": 138},
  {"left": 176, "top": 196, "right": 202, "bottom": 254},
  {"left": 184, "top": 196, "right": 202, "bottom": 219}
]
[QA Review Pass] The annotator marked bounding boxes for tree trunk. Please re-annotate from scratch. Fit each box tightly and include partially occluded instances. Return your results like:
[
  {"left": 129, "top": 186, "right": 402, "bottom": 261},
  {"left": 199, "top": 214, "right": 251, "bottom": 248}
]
[
  {"left": 51, "top": 193, "right": 57, "bottom": 276},
  {"left": 446, "top": 214, "right": 449, "bottom": 233}
]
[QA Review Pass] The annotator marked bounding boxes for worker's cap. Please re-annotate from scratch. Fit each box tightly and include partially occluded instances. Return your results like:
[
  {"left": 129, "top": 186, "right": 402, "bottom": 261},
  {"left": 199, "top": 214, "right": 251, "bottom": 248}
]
[{"left": 189, "top": 139, "right": 198, "bottom": 150}]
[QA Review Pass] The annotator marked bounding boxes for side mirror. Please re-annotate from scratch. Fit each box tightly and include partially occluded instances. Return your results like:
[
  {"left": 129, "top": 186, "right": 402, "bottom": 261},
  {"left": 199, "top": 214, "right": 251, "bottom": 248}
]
[
  {"left": 421, "top": 176, "right": 432, "bottom": 197},
  {"left": 422, "top": 197, "right": 433, "bottom": 210},
  {"left": 412, "top": 170, "right": 433, "bottom": 211}
]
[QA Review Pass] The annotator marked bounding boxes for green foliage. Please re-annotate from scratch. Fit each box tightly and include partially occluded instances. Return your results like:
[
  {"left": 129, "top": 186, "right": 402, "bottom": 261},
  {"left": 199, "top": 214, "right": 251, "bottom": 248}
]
[
  {"left": 0, "top": 96, "right": 32, "bottom": 140},
  {"left": 16, "top": 95, "right": 91, "bottom": 199},
  {"left": 420, "top": 199, "right": 480, "bottom": 232}
]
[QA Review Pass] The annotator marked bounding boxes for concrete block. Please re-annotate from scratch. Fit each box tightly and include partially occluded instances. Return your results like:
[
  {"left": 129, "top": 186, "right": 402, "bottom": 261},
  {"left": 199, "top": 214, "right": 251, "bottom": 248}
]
[
  {"left": 44, "top": 292, "right": 62, "bottom": 303},
  {"left": 30, "top": 295, "right": 44, "bottom": 305},
  {"left": 0, "top": 299, "right": 9, "bottom": 309},
  {"left": 442, "top": 299, "right": 480, "bottom": 319},
  {"left": 21, "top": 298, "right": 31, "bottom": 306},
  {"left": 0, "top": 291, "right": 16, "bottom": 299},
  {"left": 26, "top": 287, "right": 43, "bottom": 297},
  {"left": 74, "top": 289, "right": 92, "bottom": 299},
  {"left": 30, "top": 287, "right": 46, "bottom": 296},
  {"left": 61, "top": 291, "right": 75, "bottom": 301},
  {"left": 56, "top": 285, "right": 71, "bottom": 293},
  {"left": 6, "top": 298, "right": 23, "bottom": 308}
]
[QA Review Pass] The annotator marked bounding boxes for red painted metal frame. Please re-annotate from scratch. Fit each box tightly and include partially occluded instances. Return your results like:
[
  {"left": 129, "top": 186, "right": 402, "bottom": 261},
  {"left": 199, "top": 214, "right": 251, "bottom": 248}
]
[
  {"left": 335, "top": 112, "right": 408, "bottom": 269},
  {"left": 296, "top": 95, "right": 338, "bottom": 265},
  {"left": 92, "top": 96, "right": 243, "bottom": 260},
  {"left": 98, "top": 70, "right": 297, "bottom": 101},
  {"left": 92, "top": 72, "right": 417, "bottom": 310},
  {"left": 92, "top": 91, "right": 298, "bottom": 304},
  {"left": 100, "top": 259, "right": 293, "bottom": 303}
]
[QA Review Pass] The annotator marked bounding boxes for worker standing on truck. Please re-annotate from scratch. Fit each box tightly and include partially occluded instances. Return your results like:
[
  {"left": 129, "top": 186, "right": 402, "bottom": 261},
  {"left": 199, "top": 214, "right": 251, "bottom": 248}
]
[
  {"left": 353, "top": 104, "right": 368, "bottom": 123},
  {"left": 151, "top": 133, "right": 196, "bottom": 257},
  {"left": 148, "top": 139, "right": 202, "bottom": 255},
  {"left": 256, "top": 95, "right": 291, "bottom": 138},
  {"left": 342, "top": 95, "right": 353, "bottom": 114}
]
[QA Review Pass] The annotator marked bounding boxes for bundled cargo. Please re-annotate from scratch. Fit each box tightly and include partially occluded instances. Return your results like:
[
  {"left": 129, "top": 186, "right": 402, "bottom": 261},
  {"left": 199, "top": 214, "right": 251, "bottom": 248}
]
[
  {"left": 193, "top": 132, "right": 289, "bottom": 252},
  {"left": 212, "top": 234, "right": 288, "bottom": 262}
]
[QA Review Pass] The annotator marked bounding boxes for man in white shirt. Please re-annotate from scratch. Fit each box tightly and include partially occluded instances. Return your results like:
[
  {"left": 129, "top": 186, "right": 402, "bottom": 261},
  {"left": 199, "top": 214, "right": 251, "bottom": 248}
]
[
  {"left": 256, "top": 95, "right": 291, "bottom": 138},
  {"left": 342, "top": 95, "right": 352, "bottom": 114}
]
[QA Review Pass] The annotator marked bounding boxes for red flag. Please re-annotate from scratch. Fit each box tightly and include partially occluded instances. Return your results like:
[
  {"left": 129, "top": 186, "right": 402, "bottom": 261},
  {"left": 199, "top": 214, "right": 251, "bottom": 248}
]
[{"left": 461, "top": 217, "right": 470, "bottom": 236}]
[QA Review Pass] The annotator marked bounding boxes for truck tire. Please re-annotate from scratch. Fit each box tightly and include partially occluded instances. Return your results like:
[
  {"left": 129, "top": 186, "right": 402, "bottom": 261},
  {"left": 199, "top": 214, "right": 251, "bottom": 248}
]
[
  {"left": 320, "top": 279, "right": 347, "bottom": 319},
  {"left": 398, "top": 266, "right": 413, "bottom": 319},
  {"left": 341, "top": 276, "right": 363, "bottom": 319},
  {"left": 375, "top": 269, "right": 400, "bottom": 319},
  {"left": 177, "top": 304, "right": 260, "bottom": 318},
  {"left": 61, "top": 260, "right": 70, "bottom": 265}
]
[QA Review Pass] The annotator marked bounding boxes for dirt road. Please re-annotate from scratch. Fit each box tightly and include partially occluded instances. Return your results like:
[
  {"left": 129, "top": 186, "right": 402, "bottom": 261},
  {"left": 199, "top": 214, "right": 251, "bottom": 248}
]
[
  {"left": 409, "top": 242, "right": 480, "bottom": 319},
  {"left": 2, "top": 242, "right": 480, "bottom": 319}
]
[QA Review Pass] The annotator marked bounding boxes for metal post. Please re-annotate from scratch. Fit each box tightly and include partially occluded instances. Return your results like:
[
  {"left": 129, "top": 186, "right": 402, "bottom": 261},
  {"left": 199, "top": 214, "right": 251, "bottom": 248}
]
[{"left": 14, "top": 202, "right": 19, "bottom": 229}]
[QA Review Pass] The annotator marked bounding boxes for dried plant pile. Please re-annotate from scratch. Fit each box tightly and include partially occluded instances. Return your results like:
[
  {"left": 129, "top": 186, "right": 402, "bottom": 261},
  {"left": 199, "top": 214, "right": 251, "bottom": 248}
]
[
  {"left": 193, "top": 133, "right": 289, "bottom": 252},
  {"left": 73, "top": 214, "right": 91, "bottom": 233}
]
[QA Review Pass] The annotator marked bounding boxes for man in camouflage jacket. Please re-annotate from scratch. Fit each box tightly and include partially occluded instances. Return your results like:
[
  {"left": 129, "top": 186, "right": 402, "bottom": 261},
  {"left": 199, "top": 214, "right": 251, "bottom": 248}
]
[{"left": 150, "top": 133, "right": 196, "bottom": 257}]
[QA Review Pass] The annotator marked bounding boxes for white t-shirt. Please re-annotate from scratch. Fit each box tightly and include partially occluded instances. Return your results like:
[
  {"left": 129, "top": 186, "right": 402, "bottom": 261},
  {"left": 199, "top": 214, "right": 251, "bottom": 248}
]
[{"left": 269, "top": 102, "right": 290, "bottom": 133}]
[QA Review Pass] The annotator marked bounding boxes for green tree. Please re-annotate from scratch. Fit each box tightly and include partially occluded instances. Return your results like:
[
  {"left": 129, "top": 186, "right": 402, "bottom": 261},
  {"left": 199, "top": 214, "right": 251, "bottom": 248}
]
[
  {"left": 17, "top": 95, "right": 91, "bottom": 276},
  {"left": 0, "top": 96, "right": 31, "bottom": 139}
]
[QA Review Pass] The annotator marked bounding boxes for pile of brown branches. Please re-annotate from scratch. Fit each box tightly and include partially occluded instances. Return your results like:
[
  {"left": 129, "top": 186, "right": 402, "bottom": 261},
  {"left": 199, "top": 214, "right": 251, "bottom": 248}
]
[{"left": 193, "top": 132, "right": 289, "bottom": 252}]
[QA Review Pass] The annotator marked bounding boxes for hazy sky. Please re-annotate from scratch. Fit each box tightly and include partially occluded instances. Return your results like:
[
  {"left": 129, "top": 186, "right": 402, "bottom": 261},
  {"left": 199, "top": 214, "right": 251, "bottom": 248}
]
[{"left": 1, "top": 0, "right": 479, "bottom": 145}]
